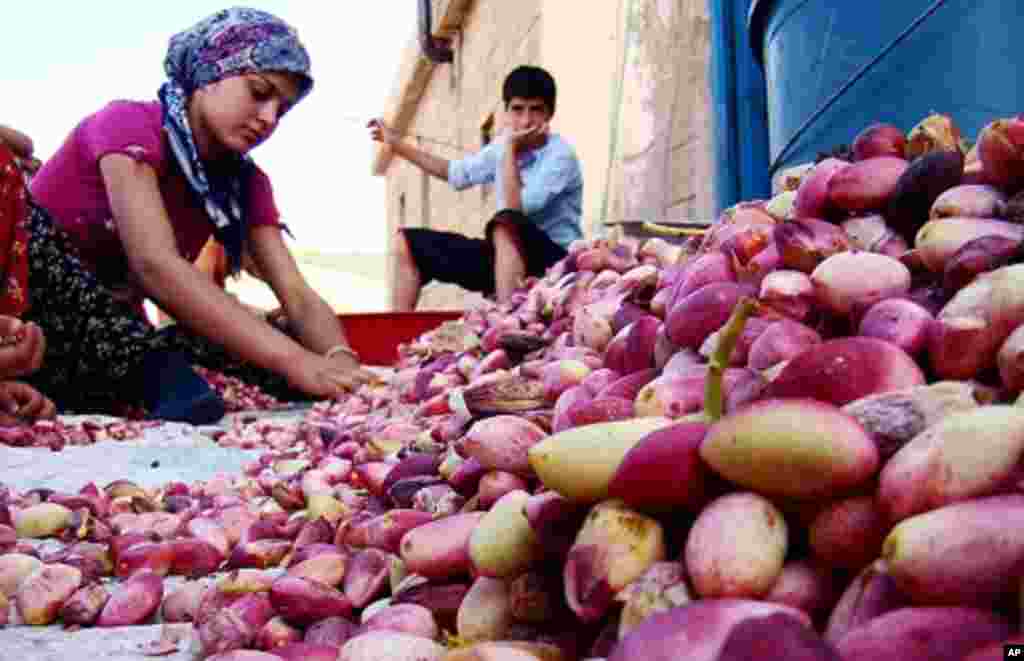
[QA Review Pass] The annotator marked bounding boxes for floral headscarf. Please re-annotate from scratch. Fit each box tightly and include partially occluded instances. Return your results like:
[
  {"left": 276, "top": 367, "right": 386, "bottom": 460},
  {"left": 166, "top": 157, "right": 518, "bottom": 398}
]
[{"left": 158, "top": 7, "right": 313, "bottom": 273}]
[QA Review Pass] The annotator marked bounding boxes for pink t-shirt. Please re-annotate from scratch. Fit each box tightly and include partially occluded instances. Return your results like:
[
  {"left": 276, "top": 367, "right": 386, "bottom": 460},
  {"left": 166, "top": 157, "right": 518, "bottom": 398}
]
[{"left": 30, "top": 100, "right": 281, "bottom": 298}]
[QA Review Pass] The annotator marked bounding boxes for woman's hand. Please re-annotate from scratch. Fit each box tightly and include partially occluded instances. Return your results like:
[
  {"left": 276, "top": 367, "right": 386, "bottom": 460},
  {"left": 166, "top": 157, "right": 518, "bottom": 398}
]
[
  {"left": 325, "top": 346, "right": 377, "bottom": 379},
  {"left": 0, "top": 381, "right": 56, "bottom": 424},
  {"left": 283, "top": 350, "right": 377, "bottom": 400},
  {"left": 0, "top": 317, "right": 45, "bottom": 378}
]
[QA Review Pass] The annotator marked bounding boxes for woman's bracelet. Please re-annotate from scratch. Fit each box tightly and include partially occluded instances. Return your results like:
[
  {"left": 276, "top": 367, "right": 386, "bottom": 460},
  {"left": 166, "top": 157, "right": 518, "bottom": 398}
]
[{"left": 325, "top": 344, "right": 360, "bottom": 362}]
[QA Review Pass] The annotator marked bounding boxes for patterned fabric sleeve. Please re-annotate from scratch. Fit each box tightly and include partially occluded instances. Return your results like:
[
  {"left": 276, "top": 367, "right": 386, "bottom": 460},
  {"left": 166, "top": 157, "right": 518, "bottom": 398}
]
[
  {"left": 79, "top": 101, "right": 167, "bottom": 173},
  {"left": 448, "top": 140, "right": 501, "bottom": 191},
  {"left": 0, "top": 145, "right": 31, "bottom": 316}
]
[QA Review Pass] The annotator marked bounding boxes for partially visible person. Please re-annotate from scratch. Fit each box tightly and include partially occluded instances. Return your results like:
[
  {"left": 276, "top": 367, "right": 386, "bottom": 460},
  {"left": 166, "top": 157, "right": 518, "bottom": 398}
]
[
  {"left": 0, "top": 142, "right": 56, "bottom": 423},
  {"left": 0, "top": 316, "right": 54, "bottom": 425},
  {"left": 15, "top": 7, "right": 374, "bottom": 422},
  {"left": 369, "top": 65, "right": 583, "bottom": 310}
]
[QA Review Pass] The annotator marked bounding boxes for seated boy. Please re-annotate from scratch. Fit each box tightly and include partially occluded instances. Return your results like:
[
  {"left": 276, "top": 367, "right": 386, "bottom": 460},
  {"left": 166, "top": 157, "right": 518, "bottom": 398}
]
[{"left": 369, "top": 65, "right": 583, "bottom": 309}]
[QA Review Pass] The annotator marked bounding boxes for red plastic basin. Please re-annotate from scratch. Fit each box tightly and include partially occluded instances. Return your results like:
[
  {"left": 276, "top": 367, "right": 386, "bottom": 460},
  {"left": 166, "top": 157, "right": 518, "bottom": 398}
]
[{"left": 339, "top": 311, "right": 464, "bottom": 366}]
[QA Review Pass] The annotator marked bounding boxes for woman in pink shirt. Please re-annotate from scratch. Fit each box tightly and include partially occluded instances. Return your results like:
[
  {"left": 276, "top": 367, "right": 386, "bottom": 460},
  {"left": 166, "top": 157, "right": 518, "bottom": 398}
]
[{"left": 3, "top": 8, "right": 374, "bottom": 421}]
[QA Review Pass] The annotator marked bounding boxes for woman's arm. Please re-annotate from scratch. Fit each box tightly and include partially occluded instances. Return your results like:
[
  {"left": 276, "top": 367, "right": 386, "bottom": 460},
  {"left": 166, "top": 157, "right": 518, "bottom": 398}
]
[
  {"left": 100, "top": 154, "right": 349, "bottom": 391},
  {"left": 245, "top": 225, "right": 353, "bottom": 357}
]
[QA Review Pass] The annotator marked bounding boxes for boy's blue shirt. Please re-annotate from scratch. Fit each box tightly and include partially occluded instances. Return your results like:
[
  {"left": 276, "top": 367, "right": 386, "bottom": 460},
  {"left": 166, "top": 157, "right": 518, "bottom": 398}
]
[{"left": 447, "top": 133, "right": 584, "bottom": 248}]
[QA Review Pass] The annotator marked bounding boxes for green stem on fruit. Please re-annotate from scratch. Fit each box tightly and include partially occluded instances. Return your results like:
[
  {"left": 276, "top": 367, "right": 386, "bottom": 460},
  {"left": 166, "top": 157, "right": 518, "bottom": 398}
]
[{"left": 704, "top": 297, "right": 757, "bottom": 422}]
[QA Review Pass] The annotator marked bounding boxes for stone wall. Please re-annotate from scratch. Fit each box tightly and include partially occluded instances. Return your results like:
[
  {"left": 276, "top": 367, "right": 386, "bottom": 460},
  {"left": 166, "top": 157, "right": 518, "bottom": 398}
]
[{"left": 609, "top": 0, "right": 715, "bottom": 225}]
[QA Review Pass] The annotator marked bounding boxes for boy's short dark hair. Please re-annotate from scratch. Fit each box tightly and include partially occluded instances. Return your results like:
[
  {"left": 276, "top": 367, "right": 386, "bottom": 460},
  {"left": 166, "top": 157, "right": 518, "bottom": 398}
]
[{"left": 503, "top": 65, "right": 557, "bottom": 115}]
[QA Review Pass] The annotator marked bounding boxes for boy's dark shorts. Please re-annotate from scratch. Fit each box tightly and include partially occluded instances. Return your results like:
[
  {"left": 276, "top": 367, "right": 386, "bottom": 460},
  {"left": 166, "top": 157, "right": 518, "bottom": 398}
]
[{"left": 401, "top": 209, "right": 569, "bottom": 296}]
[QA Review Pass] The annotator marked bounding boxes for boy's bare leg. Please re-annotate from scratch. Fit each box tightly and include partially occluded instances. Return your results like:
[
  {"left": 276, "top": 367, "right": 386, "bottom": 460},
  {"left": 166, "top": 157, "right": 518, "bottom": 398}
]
[
  {"left": 390, "top": 231, "right": 422, "bottom": 312},
  {"left": 491, "top": 222, "right": 527, "bottom": 304}
]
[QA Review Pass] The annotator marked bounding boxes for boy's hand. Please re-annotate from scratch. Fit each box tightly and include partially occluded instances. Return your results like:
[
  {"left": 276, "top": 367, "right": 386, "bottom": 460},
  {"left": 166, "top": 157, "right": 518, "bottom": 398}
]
[
  {"left": 506, "top": 122, "right": 549, "bottom": 154},
  {"left": 368, "top": 118, "right": 400, "bottom": 146}
]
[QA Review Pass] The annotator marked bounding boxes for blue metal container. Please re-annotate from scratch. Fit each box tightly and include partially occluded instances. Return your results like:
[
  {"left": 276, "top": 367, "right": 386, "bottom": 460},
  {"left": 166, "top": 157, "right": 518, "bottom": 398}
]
[
  {"left": 748, "top": 0, "right": 1024, "bottom": 175},
  {"left": 711, "top": 0, "right": 772, "bottom": 214}
]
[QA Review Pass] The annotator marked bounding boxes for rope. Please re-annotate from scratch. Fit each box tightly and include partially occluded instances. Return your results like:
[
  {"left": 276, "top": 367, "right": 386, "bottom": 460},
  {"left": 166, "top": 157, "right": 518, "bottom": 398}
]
[{"left": 337, "top": 114, "right": 472, "bottom": 152}]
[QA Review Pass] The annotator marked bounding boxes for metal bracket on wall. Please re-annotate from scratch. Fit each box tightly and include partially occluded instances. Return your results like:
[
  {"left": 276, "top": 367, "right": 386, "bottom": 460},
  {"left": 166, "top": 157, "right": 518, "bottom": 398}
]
[{"left": 419, "top": 0, "right": 455, "bottom": 63}]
